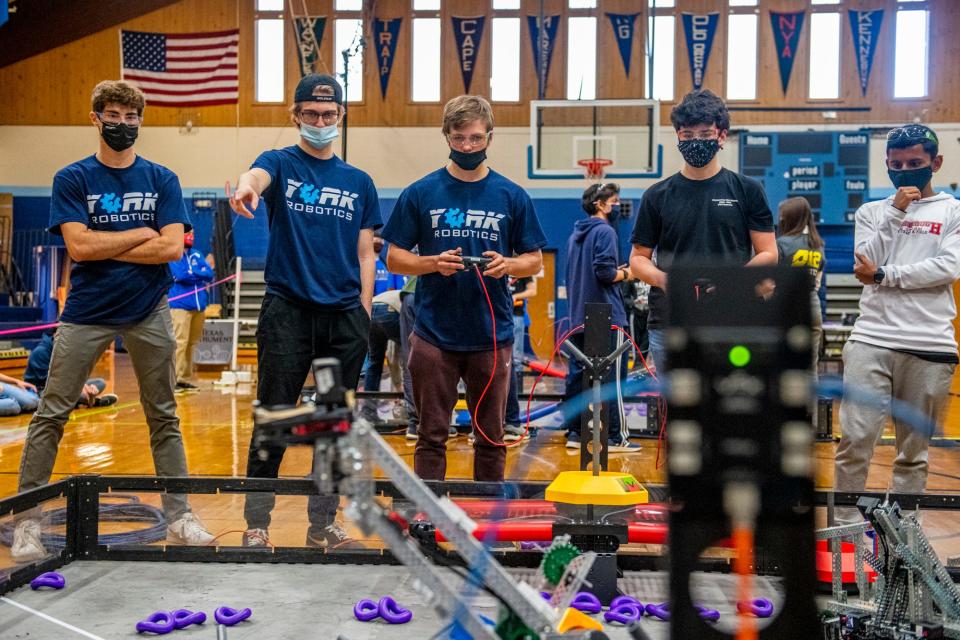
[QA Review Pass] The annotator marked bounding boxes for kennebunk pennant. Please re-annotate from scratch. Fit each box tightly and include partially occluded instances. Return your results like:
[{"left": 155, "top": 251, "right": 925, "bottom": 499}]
[{"left": 848, "top": 9, "right": 884, "bottom": 96}]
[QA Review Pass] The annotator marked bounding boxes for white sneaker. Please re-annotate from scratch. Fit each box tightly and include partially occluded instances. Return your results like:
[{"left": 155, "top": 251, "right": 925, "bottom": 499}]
[
  {"left": 11, "top": 519, "right": 46, "bottom": 563},
  {"left": 167, "top": 512, "right": 214, "bottom": 545},
  {"left": 242, "top": 528, "right": 269, "bottom": 548}
]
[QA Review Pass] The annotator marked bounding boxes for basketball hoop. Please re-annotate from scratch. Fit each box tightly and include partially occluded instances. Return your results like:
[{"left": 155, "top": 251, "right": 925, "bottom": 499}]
[{"left": 577, "top": 158, "right": 613, "bottom": 181}]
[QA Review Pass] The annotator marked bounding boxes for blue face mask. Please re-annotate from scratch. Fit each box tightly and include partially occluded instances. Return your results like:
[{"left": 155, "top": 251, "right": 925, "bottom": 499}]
[{"left": 300, "top": 121, "right": 339, "bottom": 149}]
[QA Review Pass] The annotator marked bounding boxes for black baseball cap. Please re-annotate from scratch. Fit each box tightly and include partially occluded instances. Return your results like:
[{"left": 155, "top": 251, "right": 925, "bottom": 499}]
[{"left": 294, "top": 74, "right": 343, "bottom": 104}]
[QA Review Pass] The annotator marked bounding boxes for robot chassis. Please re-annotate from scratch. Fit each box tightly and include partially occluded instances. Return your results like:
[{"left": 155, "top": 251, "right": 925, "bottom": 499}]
[
  {"left": 252, "top": 359, "right": 608, "bottom": 640},
  {"left": 819, "top": 497, "right": 960, "bottom": 639}
]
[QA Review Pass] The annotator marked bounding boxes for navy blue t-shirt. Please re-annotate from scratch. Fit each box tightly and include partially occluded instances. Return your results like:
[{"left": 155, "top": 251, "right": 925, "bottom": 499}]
[
  {"left": 382, "top": 168, "right": 546, "bottom": 351},
  {"left": 49, "top": 155, "right": 191, "bottom": 325},
  {"left": 252, "top": 146, "right": 382, "bottom": 309}
]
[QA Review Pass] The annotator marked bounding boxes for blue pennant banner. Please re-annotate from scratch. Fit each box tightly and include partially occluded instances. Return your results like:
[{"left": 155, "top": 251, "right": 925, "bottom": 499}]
[
  {"left": 770, "top": 11, "right": 806, "bottom": 94},
  {"left": 605, "top": 13, "right": 639, "bottom": 77},
  {"left": 374, "top": 17, "right": 402, "bottom": 99},
  {"left": 292, "top": 16, "right": 327, "bottom": 78},
  {"left": 848, "top": 9, "right": 884, "bottom": 96},
  {"left": 681, "top": 13, "right": 719, "bottom": 91},
  {"left": 527, "top": 14, "right": 560, "bottom": 96},
  {"left": 452, "top": 16, "right": 486, "bottom": 93}
]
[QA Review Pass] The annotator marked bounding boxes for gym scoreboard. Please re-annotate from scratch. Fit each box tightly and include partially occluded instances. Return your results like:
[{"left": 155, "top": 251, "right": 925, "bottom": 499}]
[{"left": 739, "top": 131, "right": 870, "bottom": 225}]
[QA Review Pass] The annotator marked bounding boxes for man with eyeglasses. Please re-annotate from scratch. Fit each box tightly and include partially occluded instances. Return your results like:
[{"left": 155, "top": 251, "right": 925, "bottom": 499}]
[
  {"left": 382, "top": 95, "right": 546, "bottom": 482},
  {"left": 228, "top": 73, "right": 381, "bottom": 548},
  {"left": 629, "top": 89, "right": 777, "bottom": 372},
  {"left": 12, "top": 80, "right": 213, "bottom": 562},
  {"left": 834, "top": 124, "right": 960, "bottom": 523}
]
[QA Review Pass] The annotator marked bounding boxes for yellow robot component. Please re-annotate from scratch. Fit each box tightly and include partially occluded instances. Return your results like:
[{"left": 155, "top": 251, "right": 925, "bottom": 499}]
[
  {"left": 545, "top": 470, "right": 649, "bottom": 506},
  {"left": 557, "top": 607, "right": 605, "bottom": 633}
]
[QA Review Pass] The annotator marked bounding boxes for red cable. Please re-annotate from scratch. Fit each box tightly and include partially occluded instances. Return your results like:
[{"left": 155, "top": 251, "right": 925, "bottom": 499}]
[
  {"left": 525, "top": 324, "right": 584, "bottom": 435},
  {"left": 611, "top": 324, "right": 668, "bottom": 468},
  {"left": 470, "top": 265, "right": 527, "bottom": 449}
]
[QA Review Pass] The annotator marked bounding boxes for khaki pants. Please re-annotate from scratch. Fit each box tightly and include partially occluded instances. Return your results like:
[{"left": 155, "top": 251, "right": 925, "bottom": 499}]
[
  {"left": 834, "top": 340, "right": 954, "bottom": 524},
  {"left": 171, "top": 308, "right": 205, "bottom": 383},
  {"left": 18, "top": 300, "right": 191, "bottom": 521}
]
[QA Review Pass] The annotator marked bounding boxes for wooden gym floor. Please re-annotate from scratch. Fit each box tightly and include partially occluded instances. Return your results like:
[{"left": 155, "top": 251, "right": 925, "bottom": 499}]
[{"left": 1, "top": 351, "right": 960, "bottom": 557}]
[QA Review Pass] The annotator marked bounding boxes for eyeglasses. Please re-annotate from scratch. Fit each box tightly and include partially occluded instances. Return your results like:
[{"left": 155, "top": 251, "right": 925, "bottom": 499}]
[
  {"left": 97, "top": 111, "right": 142, "bottom": 126},
  {"left": 677, "top": 130, "right": 719, "bottom": 142},
  {"left": 299, "top": 109, "right": 340, "bottom": 126},
  {"left": 887, "top": 124, "right": 938, "bottom": 145},
  {"left": 447, "top": 133, "right": 490, "bottom": 148}
]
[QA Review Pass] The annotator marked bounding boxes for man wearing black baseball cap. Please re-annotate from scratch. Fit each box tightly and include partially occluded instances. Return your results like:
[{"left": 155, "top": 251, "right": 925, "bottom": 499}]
[
  {"left": 835, "top": 123, "right": 960, "bottom": 523},
  {"left": 229, "top": 73, "right": 382, "bottom": 548}
]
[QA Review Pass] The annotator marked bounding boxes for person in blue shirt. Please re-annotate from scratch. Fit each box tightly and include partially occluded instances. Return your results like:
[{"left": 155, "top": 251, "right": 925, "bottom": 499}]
[
  {"left": 13, "top": 80, "right": 212, "bottom": 563},
  {"left": 168, "top": 230, "right": 214, "bottom": 391},
  {"left": 229, "top": 74, "right": 381, "bottom": 548},
  {"left": 382, "top": 95, "right": 546, "bottom": 482},
  {"left": 562, "top": 183, "right": 640, "bottom": 452}
]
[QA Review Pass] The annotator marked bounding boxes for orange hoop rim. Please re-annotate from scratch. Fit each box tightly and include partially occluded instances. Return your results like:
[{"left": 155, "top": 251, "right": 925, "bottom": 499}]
[{"left": 577, "top": 158, "right": 614, "bottom": 180}]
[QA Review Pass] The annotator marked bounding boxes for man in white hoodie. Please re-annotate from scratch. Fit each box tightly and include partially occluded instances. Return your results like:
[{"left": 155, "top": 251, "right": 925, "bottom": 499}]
[{"left": 835, "top": 124, "right": 960, "bottom": 520}]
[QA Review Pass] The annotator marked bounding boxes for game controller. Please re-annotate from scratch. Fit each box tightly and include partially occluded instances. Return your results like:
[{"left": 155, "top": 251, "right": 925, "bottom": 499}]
[{"left": 461, "top": 255, "right": 492, "bottom": 270}]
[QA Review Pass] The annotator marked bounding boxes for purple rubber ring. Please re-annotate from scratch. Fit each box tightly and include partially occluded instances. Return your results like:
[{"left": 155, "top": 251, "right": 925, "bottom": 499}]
[
  {"left": 378, "top": 596, "right": 413, "bottom": 624},
  {"left": 610, "top": 595, "right": 643, "bottom": 610},
  {"left": 696, "top": 605, "right": 721, "bottom": 622},
  {"left": 570, "top": 591, "right": 602, "bottom": 614},
  {"left": 214, "top": 606, "right": 252, "bottom": 626},
  {"left": 135, "top": 611, "right": 176, "bottom": 635},
  {"left": 354, "top": 599, "right": 380, "bottom": 622},
  {"left": 604, "top": 602, "right": 644, "bottom": 625},
  {"left": 540, "top": 591, "right": 553, "bottom": 601},
  {"left": 29, "top": 572, "right": 65, "bottom": 590},
  {"left": 737, "top": 598, "right": 774, "bottom": 618},
  {"left": 172, "top": 609, "right": 206, "bottom": 629},
  {"left": 645, "top": 602, "right": 671, "bottom": 621}
]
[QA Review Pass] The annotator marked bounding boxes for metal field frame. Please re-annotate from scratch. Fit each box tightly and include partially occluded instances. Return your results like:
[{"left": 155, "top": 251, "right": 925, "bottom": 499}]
[{"left": 528, "top": 99, "right": 663, "bottom": 180}]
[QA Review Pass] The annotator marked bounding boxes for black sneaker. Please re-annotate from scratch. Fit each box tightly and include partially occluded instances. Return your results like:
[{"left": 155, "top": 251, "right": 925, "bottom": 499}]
[
  {"left": 406, "top": 424, "right": 419, "bottom": 441},
  {"left": 305, "top": 522, "right": 359, "bottom": 549},
  {"left": 565, "top": 432, "right": 581, "bottom": 449},
  {"left": 92, "top": 393, "right": 118, "bottom": 408},
  {"left": 175, "top": 381, "right": 199, "bottom": 393}
]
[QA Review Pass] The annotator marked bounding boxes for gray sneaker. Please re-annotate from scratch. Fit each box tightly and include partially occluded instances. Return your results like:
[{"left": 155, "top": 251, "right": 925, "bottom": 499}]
[
  {"left": 503, "top": 424, "right": 530, "bottom": 443},
  {"left": 242, "top": 528, "right": 269, "bottom": 547}
]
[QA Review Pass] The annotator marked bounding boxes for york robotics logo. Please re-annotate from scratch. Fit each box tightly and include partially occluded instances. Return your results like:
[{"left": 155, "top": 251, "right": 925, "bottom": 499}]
[
  {"left": 429, "top": 207, "right": 503, "bottom": 242},
  {"left": 85, "top": 192, "right": 157, "bottom": 224},
  {"left": 285, "top": 179, "right": 357, "bottom": 221}
]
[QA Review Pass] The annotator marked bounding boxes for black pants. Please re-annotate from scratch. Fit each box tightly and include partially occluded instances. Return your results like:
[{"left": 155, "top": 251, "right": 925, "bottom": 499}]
[{"left": 243, "top": 294, "right": 370, "bottom": 531}]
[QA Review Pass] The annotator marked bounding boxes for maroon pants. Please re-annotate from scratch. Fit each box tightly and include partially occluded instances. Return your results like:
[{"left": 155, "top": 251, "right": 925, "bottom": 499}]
[{"left": 408, "top": 334, "right": 511, "bottom": 481}]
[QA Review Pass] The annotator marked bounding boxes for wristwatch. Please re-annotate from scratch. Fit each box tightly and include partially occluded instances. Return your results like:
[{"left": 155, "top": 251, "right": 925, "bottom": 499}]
[
  {"left": 873, "top": 267, "right": 885, "bottom": 284},
  {"left": 620, "top": 267, "right": 629, "bottom": 281}
]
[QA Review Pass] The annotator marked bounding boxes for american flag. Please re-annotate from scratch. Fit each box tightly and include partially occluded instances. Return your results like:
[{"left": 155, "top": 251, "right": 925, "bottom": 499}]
[{"left": 121, "top": 29, "right": 239, "bottom": 107}]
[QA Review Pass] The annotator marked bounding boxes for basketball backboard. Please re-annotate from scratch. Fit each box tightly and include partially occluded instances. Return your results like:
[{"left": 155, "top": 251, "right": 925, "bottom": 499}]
[{"left": 528, "top": 99, "right": 662, "bottom": 180}]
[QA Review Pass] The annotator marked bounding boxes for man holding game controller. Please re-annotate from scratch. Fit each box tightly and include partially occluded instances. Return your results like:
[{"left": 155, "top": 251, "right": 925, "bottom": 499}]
[{"left": 382, "top": 95, "right": 546, "bottom": 481}]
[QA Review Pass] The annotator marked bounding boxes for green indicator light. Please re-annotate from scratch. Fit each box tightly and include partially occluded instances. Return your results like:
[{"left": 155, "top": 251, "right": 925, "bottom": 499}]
[{"left": 729, "top": 345, "right": 751, "bottom": 367}]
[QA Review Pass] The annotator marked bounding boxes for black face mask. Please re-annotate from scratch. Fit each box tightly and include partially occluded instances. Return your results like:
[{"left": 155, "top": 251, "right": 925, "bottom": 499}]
[
  {"left": 888, "top": 166, "right": 933, "bottom": 191},
  {"left": 607, "top": 203, "right": 622, "bottom": 224},
  {"left": 449, "top": 148, "right": 487, "bottom": 171},
  {"left": 678, "top": 139, "right": 720, "bottom": 168},
  {"left": 99, "top": 120, "right": 139, "bottom": 152}
]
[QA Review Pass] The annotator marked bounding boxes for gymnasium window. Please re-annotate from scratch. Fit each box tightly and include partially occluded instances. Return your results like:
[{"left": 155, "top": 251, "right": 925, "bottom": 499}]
[
  {"left": 569, "top": 0, "right": 597, "bottom": 8},
  {"left": 728, "top": 0, "right": 757, "bottom": 6},
  {"left": 412, "top": 18, "right": 441, "bottom": 102},
  {"left": 810, "top": 0, "right": 840, "bottom": 4},
  {"left": 644, "top": 14, "right": 675, "bottom": 101},
  {"left": 413, "top": 0, "right": 440, "bottom": 9},
  {"left": 336, "top": 19, "right": 364, "bottom": 102},
  {"left": 335, "top": 0, "right": 362, "bottom": 10},
  {"left": 894, "top": 9, "right": 929, "bottom": 97},
  {"left": 492, "top": 0, "right": 520, "bottom": 9},
  {"left": 808, "top": 12, "right": 841, "bottom": 99},
  {"left": 566, "top": 17, "right": 597, "bottom": 99},
  {"left": 490, "top": 17, "right": 520, "bottom": 101},
  {"left": 726, "top": 10, "right": 757, "bottom": 100},
  {"left": 254, "top": 2, "right": 283, "bottom": 103},
  {"left": 648, "top": 0, "right": 675, "bottom": 7}
]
